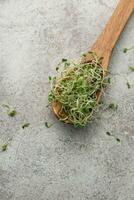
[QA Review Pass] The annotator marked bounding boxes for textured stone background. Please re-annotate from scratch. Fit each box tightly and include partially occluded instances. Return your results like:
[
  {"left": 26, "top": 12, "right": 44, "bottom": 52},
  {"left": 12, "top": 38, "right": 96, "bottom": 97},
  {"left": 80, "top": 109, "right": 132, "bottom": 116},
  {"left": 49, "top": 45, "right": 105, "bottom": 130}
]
[{"left": 0, "top": 0, "right": 134, "bottom": 199}]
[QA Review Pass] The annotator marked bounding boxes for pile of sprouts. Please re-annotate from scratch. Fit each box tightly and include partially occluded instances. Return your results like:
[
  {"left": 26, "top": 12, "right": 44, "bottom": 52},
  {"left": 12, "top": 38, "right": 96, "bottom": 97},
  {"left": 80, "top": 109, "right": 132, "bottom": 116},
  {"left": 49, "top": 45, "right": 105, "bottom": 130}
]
[{"left": 48, "top": 52, "right": 108, "bottom": 127}]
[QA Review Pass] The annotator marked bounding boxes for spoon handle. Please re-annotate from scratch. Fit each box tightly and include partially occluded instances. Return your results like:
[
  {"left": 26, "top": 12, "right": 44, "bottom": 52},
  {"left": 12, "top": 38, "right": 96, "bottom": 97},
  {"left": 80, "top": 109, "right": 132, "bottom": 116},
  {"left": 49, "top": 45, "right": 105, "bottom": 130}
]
[{"left": 89, "top": 0, "right": 134, "bottom": 70}]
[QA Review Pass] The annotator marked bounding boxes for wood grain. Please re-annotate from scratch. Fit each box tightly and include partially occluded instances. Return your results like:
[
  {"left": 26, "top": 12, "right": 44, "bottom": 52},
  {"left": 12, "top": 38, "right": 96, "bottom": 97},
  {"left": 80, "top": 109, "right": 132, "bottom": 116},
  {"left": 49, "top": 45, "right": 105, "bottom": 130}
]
[{"left": 85, "top": 0, "right": 134, "bottom": 70}]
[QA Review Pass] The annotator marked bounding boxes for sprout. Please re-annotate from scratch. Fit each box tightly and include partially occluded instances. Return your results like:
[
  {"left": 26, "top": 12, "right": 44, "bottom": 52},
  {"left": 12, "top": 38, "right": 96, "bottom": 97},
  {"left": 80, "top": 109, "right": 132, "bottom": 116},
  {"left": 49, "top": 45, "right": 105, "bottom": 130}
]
[{"left": 48, "top": 53, "right": 108, "bottom": 127}]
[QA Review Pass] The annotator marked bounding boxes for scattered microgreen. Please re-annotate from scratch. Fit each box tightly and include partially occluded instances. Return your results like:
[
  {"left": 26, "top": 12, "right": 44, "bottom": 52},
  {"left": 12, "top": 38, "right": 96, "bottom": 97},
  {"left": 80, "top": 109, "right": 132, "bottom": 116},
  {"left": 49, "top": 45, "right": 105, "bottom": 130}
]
[
  {"left": 106, "top": 132, "right": 121, "bottom": 143},
  {"left": 56, "top": 66, "right": 59, "bottom": 71},
  {"left": 53, "top": 76, "right": 56, "bottom": 81},
  {"left": 106, "top": 131, "right": 111, "bottom": 136},
  {"left": 123, "top": 48, "right": 128, "bottom": 53},
  {"left": 2, "top": 104, "right": 17, "bottom": 117},
  {"left": 48, "top": 52, "right": 108, "bottom": 127},
  {"left": 22, "top": 123, "right": 30, "bottom": 129},
  {"left": 129, "top": 66, "right": 134, "bottom": 72},
  {"left": 123, "top": 46, "right": 134, "bottom": 53},
  {"left": 45, "top": 122, "right": 53, "bottom": 128},
  {"left": 82, "top": 53, "right": 86, "bottom": 57},
  {"left": 1, "top": 144, "right": 8, "bottom": 152},
  {"left": 108, "top": 103, "right": 118, "bottom": 111},
  {"left": 126, "top": 81, "right": 131, "bottom": 89},
  {"left": 64, "top": 62, "right": 70, "bottom": 68},
  {"left": 116, "top": 138, "right": 121, "bottom": 142},
  {"left": 62, "top": 58, "right": 67, "bottom": 62},
  {"left": 7, "top": 109, "right": 16, "bottom": 117},
  {"left": 48, "top": 76, "right": 52, "bottom": 81}
]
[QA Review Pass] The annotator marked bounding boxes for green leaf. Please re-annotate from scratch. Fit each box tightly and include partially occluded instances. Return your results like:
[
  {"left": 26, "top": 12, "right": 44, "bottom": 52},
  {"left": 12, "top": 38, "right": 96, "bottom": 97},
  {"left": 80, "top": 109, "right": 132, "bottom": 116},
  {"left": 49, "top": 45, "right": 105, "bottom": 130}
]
[
  {"left": 2, "top": 104, "right": 17, "bottom": 117},
  {"left": 116, "top": 138, "right": 121, "bottom": 142},
  {"left": 56, "top": 67, "right": 59, "bottom": 71},
  {"left": 106, "top": 131, "right": 111, "bottom": 136},
  {"left": 45, "top": 122, "right": 53, "bottom": 128},
  {"left": 129, "top": 66, "right": 134, "bottom": 72},
  {"left": 108, "top": 103, "right": 118, "bottom": 110},
  {"left": 48, "top": 76, "right": 52, "bottom": 81},
  {"left": 62, "top": 58, "right": 67, "bottom": 62},
  {"left": 126, "top": 81, "right": 131, "bottom": 89},
  {"left": 7, "top": 109, "right": 16, "bottom": 117},
  {"left": 53, "top": 76, "right": 56, "bottom": 80},
  {"left": 1, "top": 144, "right": 8, "bottom": 152},
  {"left": 123, "top": 48, "right": 128, "bottom": 53},
  {"left": 64, "top": 62, "right": 70, "bottom": 68},
  {"left": 48, "top": 93, "right": 54, "bottom": 102},
  {"left": 22, "top": 123, "right": 30, "bottom": 129},
  {"left": 123, "top": 46, "right": 134, "bottom": 53}
]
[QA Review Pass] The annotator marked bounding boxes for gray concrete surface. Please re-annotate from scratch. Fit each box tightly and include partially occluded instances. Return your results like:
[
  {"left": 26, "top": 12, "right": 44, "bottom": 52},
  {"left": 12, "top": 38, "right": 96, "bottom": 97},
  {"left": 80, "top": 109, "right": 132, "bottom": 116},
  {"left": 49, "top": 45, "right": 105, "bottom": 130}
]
[{"left": 0, "top": 0, "right": 134, "bottom": 199}]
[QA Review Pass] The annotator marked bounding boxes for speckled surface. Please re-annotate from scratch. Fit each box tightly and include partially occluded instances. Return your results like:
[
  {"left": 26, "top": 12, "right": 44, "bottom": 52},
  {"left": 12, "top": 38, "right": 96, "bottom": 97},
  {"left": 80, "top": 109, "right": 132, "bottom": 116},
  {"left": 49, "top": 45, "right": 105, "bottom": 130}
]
[{"left": 0, "top": 0, "right": 134, "bottom": 199}]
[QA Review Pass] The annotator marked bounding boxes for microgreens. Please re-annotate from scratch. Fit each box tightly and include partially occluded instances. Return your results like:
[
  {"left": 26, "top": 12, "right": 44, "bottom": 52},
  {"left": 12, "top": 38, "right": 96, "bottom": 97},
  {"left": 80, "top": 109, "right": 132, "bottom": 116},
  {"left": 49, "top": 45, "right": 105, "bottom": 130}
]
[
  {"left": 22, "top": 123, "right": 30, "bottom": 129},
  {"left": 48, "top": 76, "right": 52, "bottom": 81},
  {"left": 108, "top": 103, "right": 118, "bottom": 111},
  {"left": 56, "top": 67, "right": 59, "bottom": 71},
  {"left": 129, "top": 66, "right": 134, "bottom": 72},
  {"left": 123, "top": 48, "right": 128, "bottom": 53},
  {"left": 1, "top": 144, "right": 8, "bottom": 152},
  {"left": 126, "top": 81, "right": 131, "bottom": 89},
  {"left": 62, "top": 58, "right": 67, "bottom": 62},
  {"left": 106, "top": 131, "right": 111, "bottom": 136},
  {"left": 2, "top": 104, "right": 16, "bottom": 117},
  {"left": 106, "top": 132, "right": 121, "bottom": 143},
  {"left": 123, "top": 46, "right": 134, "bottom": 53},
  {"left": 48, "top": 52, "right": 108, "bottom": 127},
  {"left": 7, "top": 109, "right": 16, "bottom": 117},
  {"left": 45, "top": 122, "right": 53, "bottom": 128},
  {"left": 116, "top": 138, "right": 121, "bottom": 142}
]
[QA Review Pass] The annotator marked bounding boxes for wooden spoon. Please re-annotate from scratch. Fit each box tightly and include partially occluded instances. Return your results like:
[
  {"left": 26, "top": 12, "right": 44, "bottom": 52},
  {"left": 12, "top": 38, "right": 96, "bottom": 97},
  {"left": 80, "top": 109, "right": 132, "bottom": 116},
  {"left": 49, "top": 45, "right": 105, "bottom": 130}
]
[{"left": 52, "top": 0, "right": 134, "bottom": 123}]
